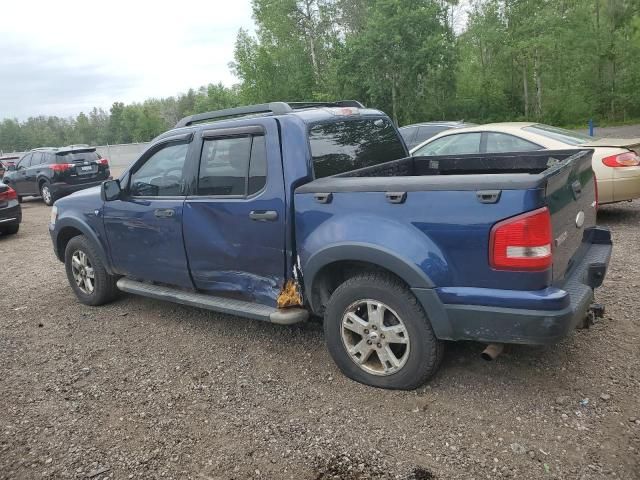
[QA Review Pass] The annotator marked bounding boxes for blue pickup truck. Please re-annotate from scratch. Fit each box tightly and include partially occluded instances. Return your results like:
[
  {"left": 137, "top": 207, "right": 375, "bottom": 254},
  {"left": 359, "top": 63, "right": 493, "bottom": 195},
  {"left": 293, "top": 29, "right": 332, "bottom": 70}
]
[{"left": 49, "top": 101, "right": 612, "bottom": 389}]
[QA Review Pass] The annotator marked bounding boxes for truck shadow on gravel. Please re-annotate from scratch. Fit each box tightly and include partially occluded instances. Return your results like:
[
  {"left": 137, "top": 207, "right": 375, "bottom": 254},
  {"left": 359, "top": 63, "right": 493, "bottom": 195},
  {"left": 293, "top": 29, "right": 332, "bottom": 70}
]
[{"left": 597, "top": 204, "right": 640, "bottom": 225}]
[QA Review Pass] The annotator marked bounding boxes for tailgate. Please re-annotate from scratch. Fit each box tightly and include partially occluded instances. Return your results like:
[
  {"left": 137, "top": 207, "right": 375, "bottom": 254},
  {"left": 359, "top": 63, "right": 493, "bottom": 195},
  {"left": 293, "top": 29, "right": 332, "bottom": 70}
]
[{"left": 544, "top": 150, "right": 597, "bottom": 281}]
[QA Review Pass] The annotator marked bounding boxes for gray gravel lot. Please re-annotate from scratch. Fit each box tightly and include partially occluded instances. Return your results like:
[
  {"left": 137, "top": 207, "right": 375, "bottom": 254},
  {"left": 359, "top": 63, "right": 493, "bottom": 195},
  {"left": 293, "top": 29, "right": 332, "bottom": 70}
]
[{"left": 0, "top": 200, "right": 639, "bottom": 479}]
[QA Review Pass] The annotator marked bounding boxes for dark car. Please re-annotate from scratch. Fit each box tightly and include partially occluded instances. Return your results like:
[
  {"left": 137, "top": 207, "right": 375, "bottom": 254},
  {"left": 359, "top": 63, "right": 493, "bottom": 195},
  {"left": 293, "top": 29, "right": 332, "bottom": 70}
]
[
  {"left": 0, "top": 181, "right": 21, "bottom": 235},
  {"left": 0, "top": 155, "right": 20, "bottom": 179},
  {"left": 399, "top": 121, "right": 474, "bottom": 150},
  {"left": 3, "top": 146, "right": 110, "bottom": 206}
]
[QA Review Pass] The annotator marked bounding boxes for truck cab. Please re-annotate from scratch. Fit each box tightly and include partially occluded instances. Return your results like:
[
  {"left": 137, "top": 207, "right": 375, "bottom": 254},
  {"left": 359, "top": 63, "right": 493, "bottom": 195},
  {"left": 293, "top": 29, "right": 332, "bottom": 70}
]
[{"left": 49, "top": 101, "right": 612, "bottom": 390}]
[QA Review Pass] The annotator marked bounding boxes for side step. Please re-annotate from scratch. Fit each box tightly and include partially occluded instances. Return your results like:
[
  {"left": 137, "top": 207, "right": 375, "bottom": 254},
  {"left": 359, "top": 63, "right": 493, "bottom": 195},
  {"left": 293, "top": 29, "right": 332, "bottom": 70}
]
[{"left": 116, "top": 278, "right": 308, "bottom": 325}]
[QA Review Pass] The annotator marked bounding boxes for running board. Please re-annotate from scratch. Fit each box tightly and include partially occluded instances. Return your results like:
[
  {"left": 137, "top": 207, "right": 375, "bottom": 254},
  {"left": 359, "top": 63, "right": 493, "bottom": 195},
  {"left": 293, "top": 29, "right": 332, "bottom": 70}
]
[{"left": 116, "top": 278, "right": 308, "bottom": 325}]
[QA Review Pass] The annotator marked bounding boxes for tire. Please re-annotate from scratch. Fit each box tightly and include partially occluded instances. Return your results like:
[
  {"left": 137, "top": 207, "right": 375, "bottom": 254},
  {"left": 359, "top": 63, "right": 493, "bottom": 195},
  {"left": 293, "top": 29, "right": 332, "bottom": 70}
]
[
  {"left": 1, "top": 223, "right": 19, "bottom": 235},
  {"left": 40, "top": 181, "right": 55, "bottom": 206},
  {"left": 64, "top": 235, "right": 119, "bottom": 306},
  {"left": 324, "top": 272, "right": 444, "bottom": 390}
]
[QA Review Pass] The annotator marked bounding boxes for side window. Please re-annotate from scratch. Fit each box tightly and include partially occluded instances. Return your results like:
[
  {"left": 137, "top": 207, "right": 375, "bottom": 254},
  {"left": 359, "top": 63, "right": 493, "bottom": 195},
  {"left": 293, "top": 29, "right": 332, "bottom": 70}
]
[
  {"left": 399, "top": 127, "right": 417, "bottom": 147},
  {"left": 413, "top": 133, "right": 481, "bottom": 156},
  {"left": 31, "top": 152, "right": 43, "bottom": 165},
  {"left": 18, "top": 154, "right": 32, "bottom": 169},
  {"left": 130, "top": 142, "right": 189, "bottom": 197},
  {"left": 485, "top": 133, "right": 541, "bottom": 153},
  {"left": 197, "top": 135, "right": 266, "bottom": 196},
  {"left": 248, "top": 136, "right": 267, "bottom": 195},
  {"left": 415, "top": 126, "right": 444, "bottom": 144}
]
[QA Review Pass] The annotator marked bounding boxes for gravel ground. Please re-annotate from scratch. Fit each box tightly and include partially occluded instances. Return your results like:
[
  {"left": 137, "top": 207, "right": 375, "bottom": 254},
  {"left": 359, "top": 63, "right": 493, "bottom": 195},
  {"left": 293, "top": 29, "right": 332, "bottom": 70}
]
[{"left": 0, "top": 200, "right": 638, "bottom": 480}]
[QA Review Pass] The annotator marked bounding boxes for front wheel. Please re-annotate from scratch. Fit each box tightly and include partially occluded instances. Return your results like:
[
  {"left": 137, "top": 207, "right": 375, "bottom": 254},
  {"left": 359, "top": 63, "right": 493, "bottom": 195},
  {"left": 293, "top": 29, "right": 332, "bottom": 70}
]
[
  {"left": 64, "top": 235, "right": 119, "bottom": 306},
  {"left": 40, "top": 182, "right": 55, "bottom": 206},
  {"left": 324, "top": 272, "right": 444, "bottom": 390}
]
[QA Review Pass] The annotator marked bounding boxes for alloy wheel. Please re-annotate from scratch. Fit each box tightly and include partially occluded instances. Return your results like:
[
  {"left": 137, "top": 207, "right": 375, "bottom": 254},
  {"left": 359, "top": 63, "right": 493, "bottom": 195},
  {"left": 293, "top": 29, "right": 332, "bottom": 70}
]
[{"left": 341, "top": 299, "right": 410, "bottom": 376}]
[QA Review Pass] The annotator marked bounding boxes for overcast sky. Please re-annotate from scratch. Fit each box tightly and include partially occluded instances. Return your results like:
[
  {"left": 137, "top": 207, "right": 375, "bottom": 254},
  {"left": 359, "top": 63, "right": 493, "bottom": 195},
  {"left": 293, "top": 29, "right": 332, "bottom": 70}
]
[{"left": 0, "top": 0, "right": 253, "bottom": 120}]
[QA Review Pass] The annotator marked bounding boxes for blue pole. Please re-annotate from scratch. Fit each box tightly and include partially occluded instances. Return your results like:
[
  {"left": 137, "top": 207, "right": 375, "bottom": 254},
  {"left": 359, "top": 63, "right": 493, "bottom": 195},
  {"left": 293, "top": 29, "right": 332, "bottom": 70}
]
[{"left": 588, "top": 118, "right": 594, "bottom": 137}]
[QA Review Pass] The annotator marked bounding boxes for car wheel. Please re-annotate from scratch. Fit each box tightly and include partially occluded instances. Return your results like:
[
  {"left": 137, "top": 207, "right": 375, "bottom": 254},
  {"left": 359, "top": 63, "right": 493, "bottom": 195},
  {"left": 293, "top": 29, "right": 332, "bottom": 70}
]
[
  {"left": 64, "top": 235, "right": 119, "bottom": 306},
  {"left": 324, "top": 272, "right": 444, "bottom": 390},
  {"left": 40, "top": 182, "right": 55, "bottom": 206},
  {"left": 0, "top": 223, "right": 19, "bottom": 235}
]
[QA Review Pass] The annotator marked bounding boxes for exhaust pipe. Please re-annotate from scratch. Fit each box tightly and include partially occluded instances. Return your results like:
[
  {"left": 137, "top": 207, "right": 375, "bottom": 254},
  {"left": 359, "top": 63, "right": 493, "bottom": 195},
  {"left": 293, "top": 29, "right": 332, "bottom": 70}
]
[{"left": 481, "top": 343, "right": 504, "bottom": 361}]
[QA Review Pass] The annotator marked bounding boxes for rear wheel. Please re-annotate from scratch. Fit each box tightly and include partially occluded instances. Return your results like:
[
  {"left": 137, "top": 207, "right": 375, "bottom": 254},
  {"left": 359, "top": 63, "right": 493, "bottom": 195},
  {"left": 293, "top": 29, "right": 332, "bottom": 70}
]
[
  {"left": 40, "top": 182, "right": 55, "bottom": 206},
  {"left": 64, "top": 235, "right": 119, "bottom": 306},
  {"left": 0, "top": 223, "right": 19, "bottom": 235},
  {"left": 324, "top": 272, "right": 444, "bottom": 390}
]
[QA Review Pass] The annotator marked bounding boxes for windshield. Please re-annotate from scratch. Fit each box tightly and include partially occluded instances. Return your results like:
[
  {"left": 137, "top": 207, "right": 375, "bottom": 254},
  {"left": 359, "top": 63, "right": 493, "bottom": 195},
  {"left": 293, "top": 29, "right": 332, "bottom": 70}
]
[
  {"left": 309, "top": 117, "right": 407, "bottom": 178},
  {"left": 522, "top": 124, "right": 596, "bottom": 146}
]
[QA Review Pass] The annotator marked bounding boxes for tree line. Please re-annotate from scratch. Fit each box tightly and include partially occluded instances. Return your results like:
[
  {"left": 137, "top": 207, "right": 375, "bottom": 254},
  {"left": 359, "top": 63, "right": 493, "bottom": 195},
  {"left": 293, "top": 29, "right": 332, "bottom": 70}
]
[{"left": 2, "top": 0, "right": 639, "bottom": 153}]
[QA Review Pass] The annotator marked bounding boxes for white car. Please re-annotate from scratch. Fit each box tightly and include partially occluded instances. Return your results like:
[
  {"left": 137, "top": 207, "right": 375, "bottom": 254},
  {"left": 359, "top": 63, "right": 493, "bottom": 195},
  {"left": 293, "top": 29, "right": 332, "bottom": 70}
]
[{"left": 410, "top": 122, "right": 640, "bottom": 204}]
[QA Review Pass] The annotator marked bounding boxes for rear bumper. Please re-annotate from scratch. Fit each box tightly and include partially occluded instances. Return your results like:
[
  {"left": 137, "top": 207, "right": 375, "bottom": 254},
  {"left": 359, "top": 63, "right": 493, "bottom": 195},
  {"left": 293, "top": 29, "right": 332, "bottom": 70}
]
[
  {"left": 414, "top": 227, "right": 612, "bottom": 345},
  {"left": 49, "top": 179, "right": 107, "bottom": 197},
  {"left": 0, "top": 201, "right": 21, "bottom": 225}
]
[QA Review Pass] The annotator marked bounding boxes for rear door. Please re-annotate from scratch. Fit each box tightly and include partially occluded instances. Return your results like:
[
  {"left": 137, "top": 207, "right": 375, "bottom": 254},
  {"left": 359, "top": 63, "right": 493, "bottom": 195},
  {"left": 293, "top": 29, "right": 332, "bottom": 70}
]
[
  {"left": 182, "top": 120, "right": 286, "bottom": 307},
  {"left": 26, "top": 152, "right": 45, "bottom": 194},
  {"left": 544, "top": 150, "right": 597, "bottom": 281},
  {"left": 103, "top": 134, "right": 194, "bottom": 288}
]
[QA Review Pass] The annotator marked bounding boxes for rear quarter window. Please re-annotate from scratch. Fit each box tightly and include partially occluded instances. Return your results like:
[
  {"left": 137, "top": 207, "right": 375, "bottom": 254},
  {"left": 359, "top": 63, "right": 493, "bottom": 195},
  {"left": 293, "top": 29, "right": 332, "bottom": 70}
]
[{"left": 309, "top": 118, "right": 407, "bottom": 178}]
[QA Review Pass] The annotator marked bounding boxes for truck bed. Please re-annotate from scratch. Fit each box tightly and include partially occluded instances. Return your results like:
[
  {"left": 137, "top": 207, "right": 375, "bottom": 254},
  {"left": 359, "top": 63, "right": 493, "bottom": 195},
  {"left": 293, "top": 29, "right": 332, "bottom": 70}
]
[{"left": 297, "top": 150, "right": 591, "bottom": 193}]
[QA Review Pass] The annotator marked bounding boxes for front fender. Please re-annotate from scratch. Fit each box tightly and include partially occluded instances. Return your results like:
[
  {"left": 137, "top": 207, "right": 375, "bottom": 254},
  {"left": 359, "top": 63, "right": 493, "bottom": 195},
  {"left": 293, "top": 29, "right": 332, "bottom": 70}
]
[{"left": 52, "top": 216, "right": 113, "bottom": 274}]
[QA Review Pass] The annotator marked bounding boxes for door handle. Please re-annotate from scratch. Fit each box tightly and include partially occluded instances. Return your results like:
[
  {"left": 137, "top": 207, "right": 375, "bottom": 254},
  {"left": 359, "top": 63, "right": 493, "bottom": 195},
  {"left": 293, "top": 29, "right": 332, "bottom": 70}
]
[
  {"left": 249, "top": 210, "right": 278, "bottom": 221},
  {"left": 154, "top": 208, "right": 175, "bottom": 218}
]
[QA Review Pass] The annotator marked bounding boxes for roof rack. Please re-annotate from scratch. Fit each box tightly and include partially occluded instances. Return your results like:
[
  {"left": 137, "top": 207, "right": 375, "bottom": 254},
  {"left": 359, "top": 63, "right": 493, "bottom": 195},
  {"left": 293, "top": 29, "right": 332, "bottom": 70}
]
[{"left": 175, "top": 100, "right": 365, "bottom": 128}]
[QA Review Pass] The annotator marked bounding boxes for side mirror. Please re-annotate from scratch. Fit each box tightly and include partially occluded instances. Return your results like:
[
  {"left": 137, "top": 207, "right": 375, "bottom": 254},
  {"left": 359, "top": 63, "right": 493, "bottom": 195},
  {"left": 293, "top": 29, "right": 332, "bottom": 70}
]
[
  {"left": 101, "top": 179, "right": 122, "bottom": 201},
  {"left": 6, "top": 164, "right": 16, "bottom": 172}
]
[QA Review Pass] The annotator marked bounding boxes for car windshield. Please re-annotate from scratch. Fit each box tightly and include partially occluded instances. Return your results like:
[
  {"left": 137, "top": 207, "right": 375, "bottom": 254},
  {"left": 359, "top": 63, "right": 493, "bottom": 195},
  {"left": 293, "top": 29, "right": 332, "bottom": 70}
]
[
  {"left": 522, "top": 124, "right": 596, "bottom": 146},
  {"left": 309, "top": 117, "right": 407, "bottom": 178}
]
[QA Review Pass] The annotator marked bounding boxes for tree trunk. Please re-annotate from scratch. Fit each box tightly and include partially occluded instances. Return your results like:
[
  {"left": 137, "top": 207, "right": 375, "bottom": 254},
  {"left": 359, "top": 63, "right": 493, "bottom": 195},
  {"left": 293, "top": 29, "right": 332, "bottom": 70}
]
[
  {"left": 391, "top": 74, "right": 398, "bottom": 126},
  {"left": 533, "top": 50, "right": 542, "bottom": 118},
  {"left": 522, "top": 58, "right": 529, "bottom": 118},
  {"left": 303, "top": 0, "right": 320, "bottom": 81}
]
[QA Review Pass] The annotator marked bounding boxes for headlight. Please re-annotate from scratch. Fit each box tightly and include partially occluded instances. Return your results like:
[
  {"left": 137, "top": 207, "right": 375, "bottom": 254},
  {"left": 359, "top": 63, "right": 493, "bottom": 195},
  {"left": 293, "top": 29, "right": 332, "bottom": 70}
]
[{"left": 50, "top": 206, "right": 58, "bottom": 225}]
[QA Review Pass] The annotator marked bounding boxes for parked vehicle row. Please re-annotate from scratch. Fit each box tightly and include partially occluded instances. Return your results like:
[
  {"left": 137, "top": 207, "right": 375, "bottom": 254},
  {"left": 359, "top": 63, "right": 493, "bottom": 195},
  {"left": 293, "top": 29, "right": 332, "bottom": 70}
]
[
  {"left": 0, "top": 155, "right": 20, "bottom": 179},
  {"left": 408, "top": 122, "right": 640, "bottom": 204},
  {"left": 2, "top": 145, "right": 110, "bottom": 205},
  {"left": 48, "top": 101, "right": 611, "bottom": 390}
]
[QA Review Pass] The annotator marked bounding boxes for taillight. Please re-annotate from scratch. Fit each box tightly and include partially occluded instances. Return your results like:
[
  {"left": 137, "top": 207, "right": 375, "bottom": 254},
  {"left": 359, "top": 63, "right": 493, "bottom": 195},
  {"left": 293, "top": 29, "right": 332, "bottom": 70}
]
[
  {"left": 490, "top": 207, "right": 552, "bottom": 271},
  {"left": 0, "top": 186, "right": 17, "bottom": 201},
  {"left": 98, "top": 158, "right": 109, "bottom": 166},
  {"left": 51, "top": 163, "right": 73, "bottom": 172},
  {"left": 602, "top": 152, "right": 640, "bottom": 167}
]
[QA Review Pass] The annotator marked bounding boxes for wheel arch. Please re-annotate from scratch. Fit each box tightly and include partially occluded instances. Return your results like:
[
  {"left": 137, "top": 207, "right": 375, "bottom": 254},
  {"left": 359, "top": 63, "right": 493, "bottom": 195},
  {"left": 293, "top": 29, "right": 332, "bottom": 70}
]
[
  {"left": 54, "top": 217, "right": 114, "bottom": 274},
  {"left": 303, "top": 243, "right": 435, "bottom": 315}
]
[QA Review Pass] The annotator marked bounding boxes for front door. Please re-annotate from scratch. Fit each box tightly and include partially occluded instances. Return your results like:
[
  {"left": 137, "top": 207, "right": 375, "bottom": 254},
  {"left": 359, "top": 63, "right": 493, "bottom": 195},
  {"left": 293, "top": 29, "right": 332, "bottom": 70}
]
[
  {"left": 182, "top": 122, "right": 286, "bottom": 307},
  {"left": 12, "top": 153, "right": 32, "bottom": 195},
  {"left": 103, "top": 135, "right": 194, "bottom": 289}
]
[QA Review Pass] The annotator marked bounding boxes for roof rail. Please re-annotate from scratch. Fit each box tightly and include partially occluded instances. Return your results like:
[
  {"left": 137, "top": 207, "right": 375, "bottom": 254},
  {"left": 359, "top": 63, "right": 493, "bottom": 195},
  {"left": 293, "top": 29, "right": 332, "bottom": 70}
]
[{"left": 174, "top": 100, "right": 366, "bottom": 128}]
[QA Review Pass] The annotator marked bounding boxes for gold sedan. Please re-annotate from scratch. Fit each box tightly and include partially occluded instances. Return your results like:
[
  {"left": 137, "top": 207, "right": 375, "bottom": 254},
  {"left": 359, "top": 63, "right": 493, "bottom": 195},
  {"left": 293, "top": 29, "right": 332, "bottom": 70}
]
[{"left": 410, "top": 123, "right": 640, "bottom": 204}]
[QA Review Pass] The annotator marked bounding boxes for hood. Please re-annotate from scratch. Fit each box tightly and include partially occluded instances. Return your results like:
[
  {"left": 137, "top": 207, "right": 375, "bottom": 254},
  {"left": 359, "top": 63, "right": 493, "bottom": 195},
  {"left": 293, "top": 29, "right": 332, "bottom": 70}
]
[
  {"left": 55, "top": 185, "right": 102, "bottom": 209},
  {"left": 581, "top": 137, "right": 640, "bottom": 149}
]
